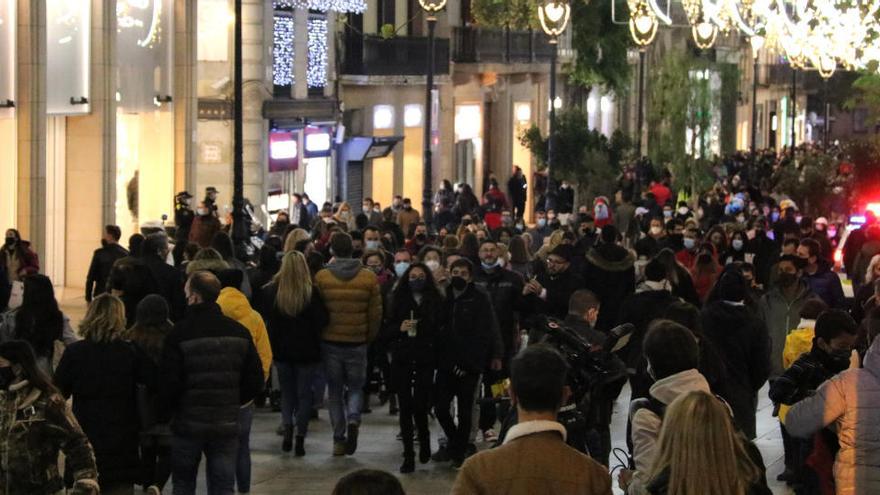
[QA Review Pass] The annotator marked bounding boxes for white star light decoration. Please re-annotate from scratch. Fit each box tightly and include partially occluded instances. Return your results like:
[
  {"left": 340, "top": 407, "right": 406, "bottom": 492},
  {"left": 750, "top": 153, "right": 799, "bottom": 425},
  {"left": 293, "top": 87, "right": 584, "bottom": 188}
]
[
  {"left": 307, "top": 17, "right": 328, "bottom": 88},
  {"left": 273, "top": 14, "right": 295, "bottom": 86},
  {"left": 273, "top": 0, "right": 366, "bottom": 13}
]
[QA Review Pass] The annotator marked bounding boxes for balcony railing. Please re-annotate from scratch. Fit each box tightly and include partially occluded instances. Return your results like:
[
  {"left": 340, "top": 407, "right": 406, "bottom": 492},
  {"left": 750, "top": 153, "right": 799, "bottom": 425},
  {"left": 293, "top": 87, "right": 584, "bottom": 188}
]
[
  {"left": 453, "top": 26, "right": 555, "bottom": 64},
  {"left": 342, "top": 33, "right": 450, "bottom": 76}
]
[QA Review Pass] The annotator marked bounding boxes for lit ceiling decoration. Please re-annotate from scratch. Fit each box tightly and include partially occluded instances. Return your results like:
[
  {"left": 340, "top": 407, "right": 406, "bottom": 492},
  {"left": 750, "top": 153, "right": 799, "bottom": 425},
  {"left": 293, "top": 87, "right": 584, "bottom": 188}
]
[
  {"left": 628, "top": 0, "right": 659, "bottom": 46},
  {"left": 273, "top": 0, "right": 366, "bottom": 13}
]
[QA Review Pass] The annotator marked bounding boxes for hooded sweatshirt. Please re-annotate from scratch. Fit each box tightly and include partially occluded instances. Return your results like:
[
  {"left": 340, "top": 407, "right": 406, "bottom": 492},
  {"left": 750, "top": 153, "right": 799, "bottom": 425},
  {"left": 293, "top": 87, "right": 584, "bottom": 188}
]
[
  {"left": 786, "top": 337, "right": 880, "bottom": 495},
  {"left": 314, "top": 258, "right": 382, "bottom": 345},
  {"left": 627, "top": 369, "right": 711, "bottom": 495},
  {"left": 217, "top": 287, "right": 272, "bottom": 379}
]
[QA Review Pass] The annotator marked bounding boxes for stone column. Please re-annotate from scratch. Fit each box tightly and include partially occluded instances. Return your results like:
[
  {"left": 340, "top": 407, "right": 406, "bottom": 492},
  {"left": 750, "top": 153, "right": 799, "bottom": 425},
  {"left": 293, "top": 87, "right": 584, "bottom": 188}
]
[
  {"left": 292, "top": 8, "right": 307, "bottom": 100},
  {"left": 16, "top": 0, "right": 46, "bottom": 254},
  {"left": 64, "top": 0, "right": 115, "bottom": 288},
  {"left": 242, "top": 0, "right": 270, "bottom": 205},
  {"left": 176, "top": 0, "right": 198, "bottom": 194}
]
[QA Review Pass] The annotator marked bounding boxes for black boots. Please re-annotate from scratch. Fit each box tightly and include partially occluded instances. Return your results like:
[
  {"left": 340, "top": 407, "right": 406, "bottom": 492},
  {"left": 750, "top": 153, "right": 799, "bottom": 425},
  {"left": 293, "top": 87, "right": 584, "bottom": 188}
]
[
  {"left": 282, "top": 425, "right": 293, "bottom": 452},
  {"left": 418, "top": 431, "right": 431, "bottom": 464},
  {"left": 400, "top": 453, "right": 415, "bottom": 473},
  {"left": 294, "top": 435, "right": 305, "bottom": 457}
]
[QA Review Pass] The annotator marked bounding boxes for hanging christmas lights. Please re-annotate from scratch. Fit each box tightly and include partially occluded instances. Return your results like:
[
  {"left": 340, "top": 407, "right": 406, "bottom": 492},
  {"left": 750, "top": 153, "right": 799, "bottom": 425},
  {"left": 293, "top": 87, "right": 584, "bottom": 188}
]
[
  {"left": 307, "top": 16, "right": 328, "bottom": 88},
  {"left": 273, "top": 14, "right": 294, "bottom": 87}
]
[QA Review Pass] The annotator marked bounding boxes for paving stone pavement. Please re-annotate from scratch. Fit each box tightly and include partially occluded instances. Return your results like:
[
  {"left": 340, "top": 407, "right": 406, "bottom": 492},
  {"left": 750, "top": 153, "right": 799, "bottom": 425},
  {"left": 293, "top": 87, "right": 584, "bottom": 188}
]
[{"left": 58, "top": 289, "right": 791, "bottom": 495}]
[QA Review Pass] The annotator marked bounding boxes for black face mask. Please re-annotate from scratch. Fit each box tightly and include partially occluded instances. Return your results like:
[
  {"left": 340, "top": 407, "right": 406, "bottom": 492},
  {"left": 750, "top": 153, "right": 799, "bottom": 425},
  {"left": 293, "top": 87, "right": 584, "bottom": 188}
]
[
  {"left": 415, "top": 233, "right": 427, "bottom": 242},
  {"left": 777, "top": 272, "right": 798, "bottom": 288},
  {"left": 0, "top": 367, "right": 15, "bottom": 390},
  {"left": 409, "top": 279, "right": 426, "bottom": 292},
  {"left": 451, "top": 276, "right": 468, "bottom": 291},
  {"left": 822, "top": 348, "right": 851, "bottom": 373},
  {"left": 4, "top": 237, "right": 14, "bottom": 247}
]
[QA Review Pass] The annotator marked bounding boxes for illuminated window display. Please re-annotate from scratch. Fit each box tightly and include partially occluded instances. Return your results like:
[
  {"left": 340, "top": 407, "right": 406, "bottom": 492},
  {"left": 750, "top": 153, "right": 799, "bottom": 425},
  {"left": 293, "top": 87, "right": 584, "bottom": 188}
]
[
  {"left": 46, "top": 0, "right": 90, "bottom": 115},
  {"left": 115, "top": 0, "right": 175, "bottom": 239},
  {"left": 0, "top": 0, "right": 16, "bottom": 229}
]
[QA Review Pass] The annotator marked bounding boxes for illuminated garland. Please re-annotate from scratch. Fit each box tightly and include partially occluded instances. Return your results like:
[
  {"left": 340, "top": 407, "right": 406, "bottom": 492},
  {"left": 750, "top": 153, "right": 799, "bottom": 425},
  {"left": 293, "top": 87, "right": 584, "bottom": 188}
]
[
  {"left": 273, "top": 14, "right": 295, "bottom": 86},
  {"left": 307, "top": 16, "right": 328, "bottom": 88},
  {"left": 273, "top": 0, "right": 366, "bottom": 13}
]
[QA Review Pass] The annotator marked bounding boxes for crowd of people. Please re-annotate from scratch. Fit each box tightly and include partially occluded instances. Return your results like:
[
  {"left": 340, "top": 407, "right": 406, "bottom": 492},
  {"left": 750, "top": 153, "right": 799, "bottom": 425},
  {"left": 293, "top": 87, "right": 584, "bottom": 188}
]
[{"left": 0, "top": 147, "right": 879, "bottom": 495}]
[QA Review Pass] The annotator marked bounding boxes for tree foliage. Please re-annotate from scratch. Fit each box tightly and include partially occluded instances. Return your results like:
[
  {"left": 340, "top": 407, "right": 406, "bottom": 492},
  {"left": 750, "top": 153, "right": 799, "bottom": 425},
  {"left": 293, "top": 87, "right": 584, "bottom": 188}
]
[
  {"left": 774, "top": 152, "right": 840, "bottom": 214},
  {"left": 845, "top": 72, "right": 880, "bottom": 125},
  {"left": 519, "top": 109, "right": 633, "bottom": 202},
  {"left": 470, "top": 0, "right": 538, "bottom": 30},
  {"left": 568, "top": 0, "right": 631, "bottom": 93}
]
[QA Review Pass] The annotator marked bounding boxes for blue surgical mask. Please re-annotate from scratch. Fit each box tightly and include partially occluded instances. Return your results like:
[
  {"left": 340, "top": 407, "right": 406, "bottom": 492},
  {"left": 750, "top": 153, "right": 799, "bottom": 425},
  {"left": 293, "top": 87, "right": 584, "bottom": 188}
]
[
  {"left": 365, "top": 240, "right": 380, "bottom": 251},
  {"left": 537, "top": 218, "right": 547, "bottom": 228},
  {"left": 394, "top": 262, "right": 410, "bottom": 278},
  {"left": 732, "top": 239, "right": 744, "bottom": 251},
  {"left": 481, "top": 259, "right": 498, "bottom": 271},
  {"left": 771, "top": 212, "right": 780, "bottom": 222},
  {"left": 683, "top": 238, "right": 696, "bottom": 250}
]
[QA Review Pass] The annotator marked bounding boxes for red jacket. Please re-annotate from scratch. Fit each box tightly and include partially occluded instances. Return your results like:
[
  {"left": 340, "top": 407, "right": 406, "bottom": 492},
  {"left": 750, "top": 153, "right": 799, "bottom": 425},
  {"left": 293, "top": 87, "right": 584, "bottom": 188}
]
[{"left": 650, "top": 183, "right": 672, "bottom": 207}]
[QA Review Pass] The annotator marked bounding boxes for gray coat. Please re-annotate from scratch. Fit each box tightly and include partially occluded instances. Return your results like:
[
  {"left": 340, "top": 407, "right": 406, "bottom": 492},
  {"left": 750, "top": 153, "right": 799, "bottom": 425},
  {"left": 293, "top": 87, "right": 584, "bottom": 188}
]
[
  {"left": 786, "top": 337, "right": 880, "bottom": 495},
  {"left": 758, "top": 283, "right": 813, "bottom": 378}
]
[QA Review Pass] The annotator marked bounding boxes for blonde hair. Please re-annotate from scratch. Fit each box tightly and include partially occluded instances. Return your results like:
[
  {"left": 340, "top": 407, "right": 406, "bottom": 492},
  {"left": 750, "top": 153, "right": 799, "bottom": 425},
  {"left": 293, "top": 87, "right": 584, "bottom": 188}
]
[
  {"left": 273, "top": 250, "right": 313, "bottom": 317},
  {"left": 649, "top": 391, "right": 761, "bottom": 495},
  {"left": 283, "top": 228, "right": 310, "bottom": 253},
  {"left": 79, "top": 294, "right": 127, "bottom": 343},
  {"left": 866, "top": 254, "right": 880, "bottom": 284}
]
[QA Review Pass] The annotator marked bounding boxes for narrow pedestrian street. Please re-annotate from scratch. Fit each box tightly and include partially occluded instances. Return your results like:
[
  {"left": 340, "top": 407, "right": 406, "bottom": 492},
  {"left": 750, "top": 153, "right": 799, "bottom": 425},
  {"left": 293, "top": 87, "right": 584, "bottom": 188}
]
[{"left": 59, "top": 289, "right": 791, "bottom": 495}]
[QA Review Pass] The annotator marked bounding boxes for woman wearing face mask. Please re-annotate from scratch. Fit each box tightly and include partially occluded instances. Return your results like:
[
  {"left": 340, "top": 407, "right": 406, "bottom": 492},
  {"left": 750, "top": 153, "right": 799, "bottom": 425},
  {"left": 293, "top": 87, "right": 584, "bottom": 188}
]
[
  {"left": 384, "top": 263, "right": 444, "bottom": 473},
  {"left": 0, "top": 340, "right": 100, "bottom": 494},
  {"left": 724, "top": 231, "right": 750, "bottom": 265},
  {"left": 0, "top": 229, "right": 39, "bottom": 284},
  {"left": 257, "top": 251, "right": 330, "bottom": 455}
]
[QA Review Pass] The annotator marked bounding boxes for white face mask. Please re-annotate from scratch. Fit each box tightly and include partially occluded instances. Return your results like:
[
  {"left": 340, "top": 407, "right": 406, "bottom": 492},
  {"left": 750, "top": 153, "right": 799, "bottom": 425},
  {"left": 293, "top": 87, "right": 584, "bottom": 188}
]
[
  {"left": 678, "top": 207, "right": 689, "bottom": 215},
  {"left": 650, "top": 226, "right": 663, "bottom": 236},
  {"left": 197, "top": 208, "right": 208, "bottom": 216},
  {"left": 424, "top": 260, "right": 440, "bottom": 272}
]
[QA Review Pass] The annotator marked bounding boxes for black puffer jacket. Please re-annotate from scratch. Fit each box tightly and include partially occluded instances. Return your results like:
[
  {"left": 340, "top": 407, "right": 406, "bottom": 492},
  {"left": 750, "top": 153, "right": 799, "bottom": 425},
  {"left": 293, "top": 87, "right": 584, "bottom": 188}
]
[
  {"left": 54, "top": 340, "right": 147, "bottom": 485},
  {"left": 583, "top": 244, "right": 635, "bottom": 331},
  {"left": 440, "top": 284, "right": 501, "bottom": 374},
  {"left": 159, "top": 302, "right": 264, "bottom": 438},
  {"left": 701, "top": 301, "right": 771, "bottom": 439},
  {"left": 384, "top": 291, "right": 445, "bottom": 365},
  {"left": 259, "top": 284, "right": 329, "bottom": 364},
  {"left": 473, "top": 266, "right": 524, "bottom": 358}
]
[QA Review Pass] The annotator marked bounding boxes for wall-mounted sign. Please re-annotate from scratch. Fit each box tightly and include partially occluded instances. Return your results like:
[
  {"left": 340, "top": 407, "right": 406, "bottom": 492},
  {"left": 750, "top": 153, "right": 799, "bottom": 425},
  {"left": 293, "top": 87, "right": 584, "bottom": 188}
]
[
  {"left": 304, "top": 125, "right": 332, "bottom": 158},
  {"left": 47, "top": 0, "right": 90, "bottom": 115},
  {"left": 269, "top": 131, "right": 299, "bottom": 172}
]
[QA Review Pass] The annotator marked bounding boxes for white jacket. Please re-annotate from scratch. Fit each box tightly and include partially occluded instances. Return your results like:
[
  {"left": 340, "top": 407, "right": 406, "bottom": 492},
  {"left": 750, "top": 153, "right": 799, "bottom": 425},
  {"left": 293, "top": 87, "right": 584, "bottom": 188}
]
[
  {"left": 786, "top": 337, "right": 880, "bottom": 495},
  {"left": 627, "top": 369, "right": 711, "bottom": 495}
]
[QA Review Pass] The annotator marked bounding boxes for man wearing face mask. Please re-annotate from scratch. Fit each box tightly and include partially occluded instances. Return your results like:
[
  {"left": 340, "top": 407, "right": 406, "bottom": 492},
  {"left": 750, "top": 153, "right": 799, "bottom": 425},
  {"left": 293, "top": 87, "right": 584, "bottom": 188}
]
[
  {"left": 188, "top": 201, "right": 221, "bottom": 248},
  {"left": 362, "top": 197, "right": 383, "bottom": 226},
  {"left": 404, "top": 223, "right": 430, "bottom": 257},
  {"left": 436, "top": 258, "right": 502, "bottom": 468},
  {"left": 362, "top": 226, "right": 384, "bottom": 254},
  {"left": 674, "top": 201, "right": 692, "bottom": 223},
  {"left": 758, "top": 255, "right": 815, "bottom": 378},
  {"left": 393, "top": 249, "right": 413, "bottom": 280},
  {"left": 473, "top": 241, "right": 523, "bottom": 441},
  {"left": 798, "top": 238, "right": 845, "bottom": 309},
  {"left": 523, "top": 245, "right": 585, "bottom": 320},
  {"left": 396, "top": 199, "right": 421, "bottom": 240},
  {"left": 85, "top": 225, "right": 129, "bottom": 303},
  {"left": 635, "top": 217, "right": 667, "bottom": 259},
  {"left": 771, "top": 310, "right": 858, "bottom": 487},
  {"left": 528, "top": 210, "right": 553, "bottom": 252},
  {"left": 675, "top": 228, "right": 701, "bottom": 270}
]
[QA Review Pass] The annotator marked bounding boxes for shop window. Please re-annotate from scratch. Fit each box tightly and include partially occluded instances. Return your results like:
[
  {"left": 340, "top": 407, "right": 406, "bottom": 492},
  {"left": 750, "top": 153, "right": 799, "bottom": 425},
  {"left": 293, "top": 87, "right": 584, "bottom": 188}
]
[
  {"left": 47, "top": 0, "right": 90, "bottom": 115},
  {"left": 0, "top": 0, "right": 15, "bottom": 228}
]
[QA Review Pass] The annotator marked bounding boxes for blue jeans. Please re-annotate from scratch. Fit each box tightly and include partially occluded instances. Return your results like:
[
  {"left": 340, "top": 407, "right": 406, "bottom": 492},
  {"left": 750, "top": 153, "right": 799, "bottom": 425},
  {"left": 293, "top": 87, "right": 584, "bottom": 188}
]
[
  {"left": 321, "top": 343, "right": 368, "bottom": 442},
  {"left": 171, "top": 434, "right": 237, "bottom": 495},
  {"left": 275, "top": 361, "right": 320, "bottom": 436},
  {"left": 236, "top": 405, "right": 254, "bottom": 493}
]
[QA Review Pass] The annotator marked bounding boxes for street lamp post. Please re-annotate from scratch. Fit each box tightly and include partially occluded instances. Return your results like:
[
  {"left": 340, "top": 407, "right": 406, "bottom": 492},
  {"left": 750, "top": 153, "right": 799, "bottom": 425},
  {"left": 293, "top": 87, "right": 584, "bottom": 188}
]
[
  {"left": 418, "top": 0, "right": 447, "bottom": 227},
  {"left": 790, "top": 67, "right": 796, "bottom": 156},
  {"left": 818, "top": 56, "right": 836, "bottom": 150},
  {"left": 749, "top": 35, "right": 764, "bottom": 155},
  {"left": 538, "top": 0, "right": 570, "bottom": 210},
  {"left": 232, "top": 0, "right": 246, "bottom": 249},
  {"left": 628, "top": 3, "right": 658, "bottom": 156}
]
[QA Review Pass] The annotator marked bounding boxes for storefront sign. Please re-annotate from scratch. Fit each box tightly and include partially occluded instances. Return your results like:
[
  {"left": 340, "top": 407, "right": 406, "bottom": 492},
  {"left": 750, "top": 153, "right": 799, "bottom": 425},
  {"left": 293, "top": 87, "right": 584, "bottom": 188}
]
[{"left": 269, "top": 131, "right": 299, "bottom": 172}]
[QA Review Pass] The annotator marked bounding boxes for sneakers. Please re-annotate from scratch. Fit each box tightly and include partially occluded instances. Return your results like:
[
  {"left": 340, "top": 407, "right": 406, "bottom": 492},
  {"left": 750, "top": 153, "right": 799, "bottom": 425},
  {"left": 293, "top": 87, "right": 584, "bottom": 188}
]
[
  {"left": 345, "top": 423, "right": 360, "bottom": 455},
  {"left": 333, "top": 442, "right": 347, "bottom": 456},
  {"left": 482, "top": 429, "right": 498, "bottom": 443}
]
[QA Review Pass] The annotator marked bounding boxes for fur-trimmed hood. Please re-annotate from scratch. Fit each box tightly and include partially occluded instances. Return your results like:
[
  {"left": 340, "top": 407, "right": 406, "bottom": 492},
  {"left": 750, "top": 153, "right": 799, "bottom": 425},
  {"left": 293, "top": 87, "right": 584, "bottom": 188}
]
[{"left": 585, "top": 244, "right": 635, "bottom": 272}]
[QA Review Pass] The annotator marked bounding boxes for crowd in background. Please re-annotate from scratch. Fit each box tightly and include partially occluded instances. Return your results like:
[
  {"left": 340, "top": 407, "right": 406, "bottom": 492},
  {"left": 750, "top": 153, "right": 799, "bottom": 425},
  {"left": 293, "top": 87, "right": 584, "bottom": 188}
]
[{"left": 0, "top": 146, "right": 879, "bottom": 495}]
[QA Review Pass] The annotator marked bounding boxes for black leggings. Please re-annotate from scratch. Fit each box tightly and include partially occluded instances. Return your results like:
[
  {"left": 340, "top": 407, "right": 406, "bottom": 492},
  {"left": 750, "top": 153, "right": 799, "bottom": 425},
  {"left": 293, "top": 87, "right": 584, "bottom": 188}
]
[{"left": 391, "top": 360, "right": 434, "bottom": 453}]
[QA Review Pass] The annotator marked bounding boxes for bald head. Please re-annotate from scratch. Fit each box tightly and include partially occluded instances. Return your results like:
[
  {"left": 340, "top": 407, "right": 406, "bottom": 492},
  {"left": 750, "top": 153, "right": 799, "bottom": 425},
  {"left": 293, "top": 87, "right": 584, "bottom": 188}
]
[{"left": 186, "top": 271, "right": 222, "bottom": 305}]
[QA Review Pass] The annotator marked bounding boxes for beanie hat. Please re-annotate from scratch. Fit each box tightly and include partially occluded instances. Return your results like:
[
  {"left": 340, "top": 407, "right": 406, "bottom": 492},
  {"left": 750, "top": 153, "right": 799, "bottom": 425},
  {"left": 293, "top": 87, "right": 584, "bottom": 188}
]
[
  {"left": 136, "top": 294, "right": 170, "bottom": 326},
  {"left": 549, "top": 244, "right": 573, "bottom": 263},
  {"left": 717, "top": 271, "right": 747, "bottom": 302}
]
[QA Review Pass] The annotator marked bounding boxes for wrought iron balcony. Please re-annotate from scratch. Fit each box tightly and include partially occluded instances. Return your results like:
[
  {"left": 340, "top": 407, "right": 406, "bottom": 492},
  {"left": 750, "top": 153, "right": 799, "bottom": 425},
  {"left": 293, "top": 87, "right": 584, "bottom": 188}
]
[
  {"left": 342, "top": 33, "right": 450, "bottom": 76},
  {"left": 453, "top": 26, "right": 555, "bottom": 64}
]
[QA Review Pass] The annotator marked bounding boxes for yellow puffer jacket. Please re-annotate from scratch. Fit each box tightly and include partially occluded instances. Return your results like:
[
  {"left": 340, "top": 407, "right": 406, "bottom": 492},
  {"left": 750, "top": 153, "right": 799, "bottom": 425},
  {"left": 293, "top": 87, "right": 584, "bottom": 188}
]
[
  {"left": 779, "top": 322, "right": 815, "bottom": 423},
  {"left": 314, "top": 259, "right": 382, "bottom": 345},
  {"left": 217, "top": 287, "right": 273, "bottom": 379}
]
